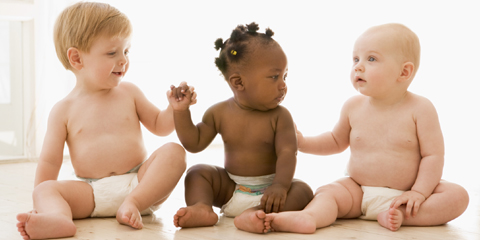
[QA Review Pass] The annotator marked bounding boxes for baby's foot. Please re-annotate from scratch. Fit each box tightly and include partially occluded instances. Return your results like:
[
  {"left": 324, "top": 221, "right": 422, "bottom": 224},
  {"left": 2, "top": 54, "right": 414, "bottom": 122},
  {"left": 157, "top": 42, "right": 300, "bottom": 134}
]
[
  {"left": 116, "top": 201, "right": 143, "bottom": 229},
  {"left": 173, "top": 203, "right": 218, "bottom": 228},
  {"left": 378, "top": 207, "right": 404, "bottom": 231},
  {"left": 233, "top": 209, "right": 267, "bottom": 233},
  {"left": 264, "top": 212, "right": 316, "bottom": 234},
  {"left": 16, "top": 212, "right": 76, "bottom": 240}
]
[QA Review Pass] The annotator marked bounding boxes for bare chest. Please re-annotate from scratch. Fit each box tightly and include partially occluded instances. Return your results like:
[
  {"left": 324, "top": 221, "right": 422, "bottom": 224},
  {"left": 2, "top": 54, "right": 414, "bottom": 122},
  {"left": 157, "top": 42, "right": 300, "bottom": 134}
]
[
  {"left": 219, "top": 110, "right": 277, "bottom": 150},
  {"left": 67, "top": 96, "right": 139, "bottom": 138},
  {"left": 349, "top": 110, "right": 418, "bottom": 152}
]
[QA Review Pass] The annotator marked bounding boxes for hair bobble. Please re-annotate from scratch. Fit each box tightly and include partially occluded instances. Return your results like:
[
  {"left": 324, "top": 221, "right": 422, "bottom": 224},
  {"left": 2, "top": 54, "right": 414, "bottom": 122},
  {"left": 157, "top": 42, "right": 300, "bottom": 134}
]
[
  {"left": 214, "top": 38, "right": 224, "bottom": 51},
  {"left": 246, "top": 22, "right": 259, "bottom": 33},
  {"left": 230, "top": 50, "right": 237, "bottom": 56},
  {"left": 265, "top": 28, "right": 274, "bottom": 38}
]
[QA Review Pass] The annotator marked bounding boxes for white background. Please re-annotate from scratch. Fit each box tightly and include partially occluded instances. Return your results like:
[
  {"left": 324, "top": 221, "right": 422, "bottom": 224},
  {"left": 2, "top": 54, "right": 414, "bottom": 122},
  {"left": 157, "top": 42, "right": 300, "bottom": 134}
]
[{"left": 35, "top": 0, "right": 480, "bottom": 189}]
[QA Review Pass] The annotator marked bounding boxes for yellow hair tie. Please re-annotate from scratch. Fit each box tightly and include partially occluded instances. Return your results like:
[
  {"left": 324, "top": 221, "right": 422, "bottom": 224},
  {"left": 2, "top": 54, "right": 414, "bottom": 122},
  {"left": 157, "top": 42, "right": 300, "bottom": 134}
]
[{"left": 230, "top": 50, "right": 237, "bottom": 55}]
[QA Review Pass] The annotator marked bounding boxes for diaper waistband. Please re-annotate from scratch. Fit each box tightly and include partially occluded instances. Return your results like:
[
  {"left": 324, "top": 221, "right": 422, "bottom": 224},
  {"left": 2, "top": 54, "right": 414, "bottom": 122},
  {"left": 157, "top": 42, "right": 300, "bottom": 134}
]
[
  {"left": 227, "top": 172, "right": 275, "bottom": 186},
  {"left": 77, "top": 161, "right": 144, "bottom": 182}
]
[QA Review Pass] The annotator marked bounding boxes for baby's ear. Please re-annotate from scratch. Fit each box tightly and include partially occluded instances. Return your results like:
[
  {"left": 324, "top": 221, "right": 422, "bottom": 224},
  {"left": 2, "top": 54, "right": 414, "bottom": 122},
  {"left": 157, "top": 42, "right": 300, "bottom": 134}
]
[
  {"left": 67, "top": 47, "right": 83, "bottom": 70},
  {"left": 229, "top": 73, "right": 244, "bottom": 91},
  {"left": 399, "top": 62, "right": 414, "bottom": 82}
]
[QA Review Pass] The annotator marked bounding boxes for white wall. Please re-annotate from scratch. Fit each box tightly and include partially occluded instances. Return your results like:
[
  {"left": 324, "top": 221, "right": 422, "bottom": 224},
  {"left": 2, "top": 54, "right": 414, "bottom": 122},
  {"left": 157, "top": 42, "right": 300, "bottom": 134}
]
[{"left": 34, "top": 0, "right": 480, "bottom": 188}]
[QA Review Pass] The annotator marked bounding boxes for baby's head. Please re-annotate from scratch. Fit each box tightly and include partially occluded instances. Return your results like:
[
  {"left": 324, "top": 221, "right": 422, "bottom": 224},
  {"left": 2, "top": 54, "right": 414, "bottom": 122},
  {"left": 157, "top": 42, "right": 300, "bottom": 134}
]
[
  {"left": 369, "top": 23, "right": 419, "bottom": 75},
  {"left": 54, "top": 2, "right": 132, "bottom": 70},
  {"left": 214, "top": 22, "right": 282, "bottom": 79},
  {"left": 352, "top": 23, "right": 420, "bottom": 95},
  {"left": 214, "top": 22, "right": 288, "bottom": 111}
]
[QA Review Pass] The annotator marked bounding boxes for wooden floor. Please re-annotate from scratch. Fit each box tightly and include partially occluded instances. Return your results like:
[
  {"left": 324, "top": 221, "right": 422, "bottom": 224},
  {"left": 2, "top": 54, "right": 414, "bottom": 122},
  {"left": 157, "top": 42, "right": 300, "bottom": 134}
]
[{"left": 2, "top": 147, "right": 479, "bottom": 240}]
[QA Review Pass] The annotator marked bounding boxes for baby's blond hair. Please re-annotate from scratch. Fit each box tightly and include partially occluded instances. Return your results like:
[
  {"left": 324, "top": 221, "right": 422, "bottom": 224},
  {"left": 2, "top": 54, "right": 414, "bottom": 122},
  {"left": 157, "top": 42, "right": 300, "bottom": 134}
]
[
  {"left": 368, "top": 23, "right": 421, "bottom": 78},
  {"left": 53, "top": 2, "right": 132, "bottom": 70}
]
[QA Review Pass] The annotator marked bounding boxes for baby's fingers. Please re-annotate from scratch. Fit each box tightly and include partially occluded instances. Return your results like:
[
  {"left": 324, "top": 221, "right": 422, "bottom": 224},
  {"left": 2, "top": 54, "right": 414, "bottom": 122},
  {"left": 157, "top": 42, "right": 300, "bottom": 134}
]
[
  {"left": 390, "top": 196, "right": 406, "bottom": 209},
  {"left": 273, "top": 196, "right": 286, "bottom": 213},
  {"left": 260, "top": 195, "right": 271, "bottom": 213},
  {"left": 179, "top": 81, "right": 190, "bottom": 93},
  {"left": 404, "top": 200, "right": 414, "bottom": 219},
  {"left": 411, "top": 200, "right": 421, "bottom": 218}
]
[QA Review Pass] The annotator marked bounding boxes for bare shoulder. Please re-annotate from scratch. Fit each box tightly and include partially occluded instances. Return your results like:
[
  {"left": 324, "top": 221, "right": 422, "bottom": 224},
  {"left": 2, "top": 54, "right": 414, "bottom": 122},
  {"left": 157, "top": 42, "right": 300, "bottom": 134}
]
[
  {"left": 272, "top": 105, "right": 293, "bottom": 118},
  {"left": 117, "top": 81, "right": 143, "bottom": 96},
  {"left": 407, "top": 92, "right": 435, "bottom": 107},
  {"left": 405, "top": 92, "right": 437, "bottom": 113},
  {"left": 206, "top": 98, "right": 230, "bottom": 114},
  {"left": 46, "top": 95, "right": 74, "bottom": 127},
  {"left": 343, "top": 94, "right": 367, "bottom": 111}
]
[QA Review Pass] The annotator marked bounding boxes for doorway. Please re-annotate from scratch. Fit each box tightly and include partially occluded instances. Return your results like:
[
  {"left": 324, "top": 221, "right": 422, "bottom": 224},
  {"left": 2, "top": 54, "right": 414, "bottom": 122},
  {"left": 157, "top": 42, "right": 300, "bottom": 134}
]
[{"left": 0, "top": 21, "right": 24, "bottom": 158}]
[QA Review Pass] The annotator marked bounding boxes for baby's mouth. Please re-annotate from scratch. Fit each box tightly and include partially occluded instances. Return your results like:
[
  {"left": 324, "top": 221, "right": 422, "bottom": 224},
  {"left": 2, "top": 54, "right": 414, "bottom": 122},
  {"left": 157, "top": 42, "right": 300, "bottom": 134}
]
[{"left": 356, "top": 76, "right": 366, "bottom": 82}]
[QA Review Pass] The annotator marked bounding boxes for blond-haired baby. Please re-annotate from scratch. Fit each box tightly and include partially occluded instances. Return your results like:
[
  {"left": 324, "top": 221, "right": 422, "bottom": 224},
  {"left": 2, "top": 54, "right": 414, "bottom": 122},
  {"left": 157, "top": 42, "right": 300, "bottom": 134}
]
[{"left": 16, "top": 2, "right": 194, "bottom": 239}]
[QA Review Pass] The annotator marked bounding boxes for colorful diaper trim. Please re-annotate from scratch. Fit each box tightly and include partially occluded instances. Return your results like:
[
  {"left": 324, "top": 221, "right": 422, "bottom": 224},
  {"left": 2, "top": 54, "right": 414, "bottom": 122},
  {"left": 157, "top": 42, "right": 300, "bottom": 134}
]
[{"left": 235, "top": 183, "right": 271, "bottom": 196}]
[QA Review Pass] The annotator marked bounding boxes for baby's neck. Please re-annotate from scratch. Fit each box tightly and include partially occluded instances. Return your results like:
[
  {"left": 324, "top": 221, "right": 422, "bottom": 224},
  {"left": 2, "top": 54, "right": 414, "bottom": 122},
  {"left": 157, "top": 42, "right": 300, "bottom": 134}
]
[{"left": 368, "top": 91, "right": 410, "bottom": 109}]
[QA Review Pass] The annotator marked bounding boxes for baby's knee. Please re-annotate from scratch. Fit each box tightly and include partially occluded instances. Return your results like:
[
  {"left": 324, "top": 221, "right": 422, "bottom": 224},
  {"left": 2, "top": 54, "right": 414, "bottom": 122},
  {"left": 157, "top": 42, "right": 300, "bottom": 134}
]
[
  {"left": 157, "top": 142, "right": 187, "bottom": 168},
  {"left": 291, "top": 179, "right": 314, "bottom": 198},
  {"left": 161, "top": 142, "right": 186, "bottom": 158},
  {"left": 450, "top": 183, "right": 469, "bottom": 210},
  {"left": 185, "top": 164, "right": 212, "bottom": 177},
  {"left": 33, "top": 180, "right": 59, "bottom": 198}
]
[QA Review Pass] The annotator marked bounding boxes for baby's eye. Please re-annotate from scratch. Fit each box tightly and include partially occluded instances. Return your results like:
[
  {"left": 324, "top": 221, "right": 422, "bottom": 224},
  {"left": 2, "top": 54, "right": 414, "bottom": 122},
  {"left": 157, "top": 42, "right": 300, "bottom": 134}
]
[
  {"left": 124, "top": 50, "right": 129, "bottom": 56},
  {"left": 368, "top": 57, "right": 376, "bottom": 61},
  {"left": 107, "top": 52, "right": 116, "bottom": 56},
  {"left": 353, "top": 57, "right": 359, "bottom": 63},
  {"left": 271, "top": 75, "right": 279, "bottom": 80}
]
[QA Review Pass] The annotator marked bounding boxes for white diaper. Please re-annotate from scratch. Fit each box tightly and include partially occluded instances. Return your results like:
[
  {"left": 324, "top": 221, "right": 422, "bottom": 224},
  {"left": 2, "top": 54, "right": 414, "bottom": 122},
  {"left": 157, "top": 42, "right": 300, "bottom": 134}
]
[
  {"left": 360, "top": 186, "right": 404, "bottom": 220},
  {"left": 220, "top": 172, "right": 275, "bottom": 217},
  {"left": 81, "top": 173, "right": 160, "bottom": 217}
]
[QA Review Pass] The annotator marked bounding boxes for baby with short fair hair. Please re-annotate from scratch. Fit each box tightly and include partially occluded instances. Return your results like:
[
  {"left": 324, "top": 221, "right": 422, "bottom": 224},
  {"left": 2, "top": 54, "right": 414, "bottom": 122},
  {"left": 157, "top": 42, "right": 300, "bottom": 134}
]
[
  {"left": 16, "top": 2, "right": 193, "bottom": 239},
  {"left": 264, "top": 23, "right": 469, "bottom": 233}
]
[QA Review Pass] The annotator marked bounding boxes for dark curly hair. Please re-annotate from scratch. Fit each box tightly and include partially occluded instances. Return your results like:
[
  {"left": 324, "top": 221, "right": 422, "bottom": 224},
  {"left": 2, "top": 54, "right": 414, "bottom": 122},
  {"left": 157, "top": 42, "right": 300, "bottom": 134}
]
[{"left": 214, "top": 22, "right": 276, "bottom": 79}]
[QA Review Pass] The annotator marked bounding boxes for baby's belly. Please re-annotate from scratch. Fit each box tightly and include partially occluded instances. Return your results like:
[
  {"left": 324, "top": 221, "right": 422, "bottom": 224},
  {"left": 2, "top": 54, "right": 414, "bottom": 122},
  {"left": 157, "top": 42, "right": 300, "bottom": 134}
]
[
  {"left": 347, "top": 156, "right": 419, "bottom": 191},
  {"left": 69, "top": 137, "right": 147, "bottom": 179}
]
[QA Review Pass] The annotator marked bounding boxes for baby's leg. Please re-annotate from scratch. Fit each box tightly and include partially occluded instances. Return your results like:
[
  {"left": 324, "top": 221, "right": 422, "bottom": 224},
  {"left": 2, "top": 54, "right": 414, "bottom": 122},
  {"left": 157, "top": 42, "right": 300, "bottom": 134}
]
[
  {"left": 16, "top": 180, "right": 94, "bottom": 240},
  {"left": 174, "top": 164, "right": 236, "bottom": 228},
  {"left": 378, "top": 180, "right": 468, "bottom": 230},
  {"left": 264, "top": 177, "right": 363, "bottom": 234},
  {"left": 234, "top": 179, "right": 314, "bottom": 233},
  {"left": 117, "top": 143, "right": 186, "bottom": 229},
  {"left": 283, "top": 179, "right": 315, "bottom": 211}
]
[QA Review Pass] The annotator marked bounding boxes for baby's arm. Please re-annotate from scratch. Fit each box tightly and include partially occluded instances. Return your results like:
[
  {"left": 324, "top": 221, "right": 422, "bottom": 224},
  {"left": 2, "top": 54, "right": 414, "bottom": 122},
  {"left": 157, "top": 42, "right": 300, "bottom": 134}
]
[
  {"left": 297, "top": 97, "right": 354, "bottom": 155},
  {"left": 261, "top": 107, "right": 296, "bottom": 213},
  {"left": 34, "top": 103, "right": 68, "bottom": 187},
  {"left": 167, "top": 92, "right": 218, "bottom": 153},
  {"left": 391, "top": 97, "right": 444, "bottom": 218},
  {"left": 129, "top": 81, "right": 196, "bottom": 137}
]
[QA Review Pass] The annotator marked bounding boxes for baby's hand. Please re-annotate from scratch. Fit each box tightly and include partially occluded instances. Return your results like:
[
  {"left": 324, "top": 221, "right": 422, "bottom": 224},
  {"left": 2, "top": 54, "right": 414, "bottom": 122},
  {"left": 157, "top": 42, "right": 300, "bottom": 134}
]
[
  {"left": 390, "top": 190, "right": 426, "bottom": 219},
  {"left": 167, "top": 82, "right": 196, "bottom": 110},
  {"left": 260, "top": 183, "right": 288, "bottom": 213}
]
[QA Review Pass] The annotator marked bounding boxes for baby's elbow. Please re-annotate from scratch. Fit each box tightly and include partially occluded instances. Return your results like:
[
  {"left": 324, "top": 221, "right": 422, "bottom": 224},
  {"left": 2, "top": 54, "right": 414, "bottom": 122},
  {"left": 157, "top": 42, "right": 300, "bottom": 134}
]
[
  {"left": 184, "top": 146, "right": 203, "bottom": 153},
  {"left": 157, "top": 128, "right": 175, "bottom": 137}
]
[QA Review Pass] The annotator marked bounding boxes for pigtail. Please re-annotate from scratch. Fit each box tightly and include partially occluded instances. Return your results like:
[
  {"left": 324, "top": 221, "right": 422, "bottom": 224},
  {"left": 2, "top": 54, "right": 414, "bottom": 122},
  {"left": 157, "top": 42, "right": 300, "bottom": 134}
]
[
  {"left": 246, "top": 22, "right": 259, "bottom": 34},
  {"left": 214, "top": 38, "right": 224, "bottom": 51},
  {"left": 265, "top": 28, "right": 274, "bottom": 38},
  {"left": 230, "top": 26, "right": 246, "bottom": 42}
]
